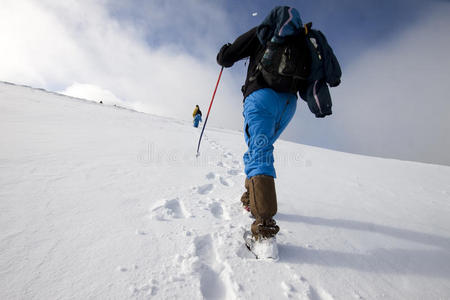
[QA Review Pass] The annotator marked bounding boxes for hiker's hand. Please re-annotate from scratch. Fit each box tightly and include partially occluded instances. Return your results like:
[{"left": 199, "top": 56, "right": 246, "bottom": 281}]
[{"left": 217, "top": 43, "right": 234, "bottom": 68}]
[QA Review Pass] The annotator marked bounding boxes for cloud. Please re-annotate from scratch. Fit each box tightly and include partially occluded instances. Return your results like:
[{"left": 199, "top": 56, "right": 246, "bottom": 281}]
[
  {"left": 5, "top": 0, "right": 447, "bottom": 165},
  {"left": 60, "top": 83, "right": 122, "bottom": 105},
  {"left": 284, "top": 2, "right": 450, "bottom": 165},
  {"left": 0, "top": 0, "right": 243, "bottom": 128}
]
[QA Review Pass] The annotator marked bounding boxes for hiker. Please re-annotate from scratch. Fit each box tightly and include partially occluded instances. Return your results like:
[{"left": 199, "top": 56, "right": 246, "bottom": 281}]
[
  {"left": 216, "top": 6, "right": 310, "bottom": 242},
  {"left": 193, "top": 105, "right": 202, "bottom": 128}
]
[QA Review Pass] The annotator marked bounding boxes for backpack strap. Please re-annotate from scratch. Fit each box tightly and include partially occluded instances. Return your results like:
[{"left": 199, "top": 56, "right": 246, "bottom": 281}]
[{"left": 304, "top": 22, "right": 312, "bottom": 35}]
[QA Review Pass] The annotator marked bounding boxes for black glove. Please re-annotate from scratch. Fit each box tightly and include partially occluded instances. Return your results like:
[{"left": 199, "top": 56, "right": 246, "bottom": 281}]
[{"left": 216, "top": 43, "right": 234, "bottom": 68}]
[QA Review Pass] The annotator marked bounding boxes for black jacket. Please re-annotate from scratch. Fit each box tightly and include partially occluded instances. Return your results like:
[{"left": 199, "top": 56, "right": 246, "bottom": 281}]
[
  {"left": 216, "top": 27, "right": 269, "bottom": 99},
  {"left": 217, "top": 27, "right": 308, "bottom": 99}
]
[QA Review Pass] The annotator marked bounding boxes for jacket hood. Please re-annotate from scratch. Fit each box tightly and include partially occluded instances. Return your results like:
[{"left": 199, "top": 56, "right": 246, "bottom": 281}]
[{"left": 256, "top": 6, "right": 303, "bottom": 44}]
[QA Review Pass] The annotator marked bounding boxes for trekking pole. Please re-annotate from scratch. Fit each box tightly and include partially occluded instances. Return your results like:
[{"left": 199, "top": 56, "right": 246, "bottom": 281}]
[{"left": 196, "top": 66, "right": 224, "bottom": 157}]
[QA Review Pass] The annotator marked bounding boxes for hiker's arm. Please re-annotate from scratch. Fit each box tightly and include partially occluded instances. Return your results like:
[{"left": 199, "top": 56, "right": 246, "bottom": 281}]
[{"left": 217, "top": 27, "right": 260, "bottom": 68}]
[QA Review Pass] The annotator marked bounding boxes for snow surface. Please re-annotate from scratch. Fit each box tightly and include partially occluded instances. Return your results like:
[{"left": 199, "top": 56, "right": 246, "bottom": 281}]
[{"left": 1, "top": 81, "right": 450, "bottom": 299}]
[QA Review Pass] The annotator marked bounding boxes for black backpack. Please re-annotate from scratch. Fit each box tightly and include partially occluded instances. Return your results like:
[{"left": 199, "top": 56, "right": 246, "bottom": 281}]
[{"left": 254, "top": 33, "right": 311, "bottom": 94}]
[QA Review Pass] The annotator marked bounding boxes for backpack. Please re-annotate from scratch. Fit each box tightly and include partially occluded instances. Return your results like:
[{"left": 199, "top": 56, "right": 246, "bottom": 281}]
[
  {"left": 255, "top": 34, "right": 311, "bottom": 93},
  {"left": 192, "top": 106, "right": 202, "bottom": 117},
  {"left": 252, "top": 6, "right": 311, "bottom": 94}
]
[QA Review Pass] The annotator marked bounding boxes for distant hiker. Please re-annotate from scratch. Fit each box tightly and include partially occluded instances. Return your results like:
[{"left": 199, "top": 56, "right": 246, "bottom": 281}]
[
  {"left": 193, "top": 105, "right": 202, "bottom": 128},
  {"left": 217, "top": 6, "right": 331, "bottom": 254},
  {"left": 99, "top": 100, "right": 103, "bottom": 104}
]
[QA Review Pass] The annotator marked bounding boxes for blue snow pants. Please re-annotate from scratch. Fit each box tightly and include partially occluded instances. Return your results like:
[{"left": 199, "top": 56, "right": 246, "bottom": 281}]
[
  {"left": 193, "top": 115, "right": 202, "bottom": 128},
  {"left": 243, "top": 88, "right": 297, "bottom": 178}
]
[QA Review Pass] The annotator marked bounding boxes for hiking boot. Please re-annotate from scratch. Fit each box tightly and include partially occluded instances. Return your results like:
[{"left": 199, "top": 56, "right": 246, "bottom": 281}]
[{"left": 248, "top": 175, "right": 279, "bottom": 239}]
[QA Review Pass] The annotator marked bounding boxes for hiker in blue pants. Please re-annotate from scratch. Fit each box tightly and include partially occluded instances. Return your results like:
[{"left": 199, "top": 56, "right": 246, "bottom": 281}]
[
  {"left": 193, "top": 105, "right": 202, "bottom": 128},
  {"left": 217, "top": 6, "right": 306, "bottom": 240}
]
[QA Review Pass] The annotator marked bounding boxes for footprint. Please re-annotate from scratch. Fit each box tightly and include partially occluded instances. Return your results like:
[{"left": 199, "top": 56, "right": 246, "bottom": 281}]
[
  {"left": 281, "top": 281, "right": 297, "bottom": 297},
  {"left": 219, "top": 176, "right": 234, "bottom": 187},
  {"left": 209, "top": 140, "right": 221, "bottom": 150},
  {"left": 223, "top": 152, "right": 233, "bottom": 159},
  {"left": 205, "top": 172, "right": 216, "bottom": 180},
  {"left": 281, "top": 277, "right": 312, "bottom": 299},
  {"left": 196, "top": 184, "right": 214, "bottom": 195},
  {"left": 148, "top": 280, "right": 159, "bottom": 296},
  {"left": 194, "top": 235, "right": 214, "bottom": 261},
  {"left": 280, "top": 269, "right": 319, "bottom": 300},
  {"left": 227, "top": 169, "right": 243, "bottom": 176},
  {"left": 208, "top": 201, "right": 224, "bottom": 219},
  {"left": 128, "top": 280, "right": 158, "bottom": 297},
  {"left": 192, "top": 235, "right": 227, "bottom": 300},
  {"left": 150, "top": 198, "right": 186, "bottom": 220}
]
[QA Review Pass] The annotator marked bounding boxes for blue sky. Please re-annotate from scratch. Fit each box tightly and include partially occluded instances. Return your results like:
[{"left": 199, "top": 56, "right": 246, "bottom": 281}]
[
  {"left": 1, "top": 0, "right": 449, "bottom": 165},
  {"left": 107, "top": 0, "right": 441, "bottom": 63}
]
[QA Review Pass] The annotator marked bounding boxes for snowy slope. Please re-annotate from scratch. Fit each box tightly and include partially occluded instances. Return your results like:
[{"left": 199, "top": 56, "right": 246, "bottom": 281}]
[{"left": 1, "top": 81, "right": 450, "bottom": 299}]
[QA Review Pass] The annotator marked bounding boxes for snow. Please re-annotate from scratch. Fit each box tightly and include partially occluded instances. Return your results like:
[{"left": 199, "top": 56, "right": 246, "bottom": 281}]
[
  {"left": 1, "top": 81, "right": 450, "bottom": 299},
  {"left": 244, "top": 231, "right": 279, "bottom": 260}
]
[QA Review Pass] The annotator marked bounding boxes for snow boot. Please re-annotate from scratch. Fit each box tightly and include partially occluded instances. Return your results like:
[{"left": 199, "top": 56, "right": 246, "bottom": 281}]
[
  {"left": 248, "top": 175, "right": 279, "bottom": 239},
  {"left": 244, "top": 230, "right": 279, "bottom": 260},
  {"left": 240, "top": 177, "right": 251, "bottom": 212}
]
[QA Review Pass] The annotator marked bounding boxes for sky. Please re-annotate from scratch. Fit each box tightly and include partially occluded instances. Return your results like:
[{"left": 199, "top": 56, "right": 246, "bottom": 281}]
[{"left": 1, "top": 0, "right": 449, "bottom": 165}]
